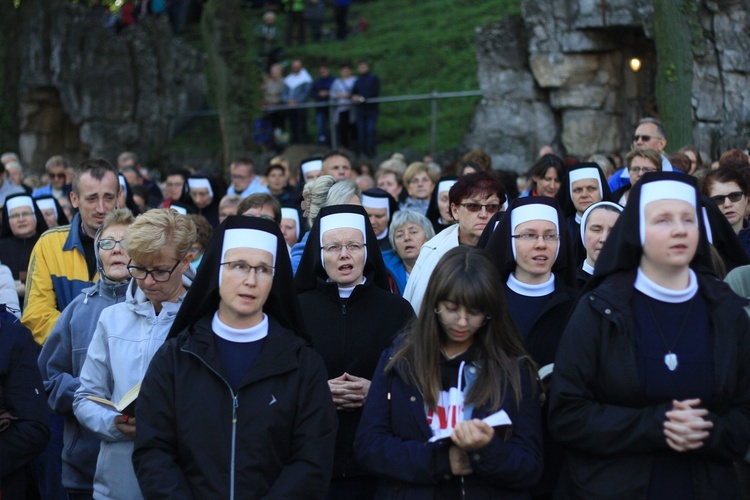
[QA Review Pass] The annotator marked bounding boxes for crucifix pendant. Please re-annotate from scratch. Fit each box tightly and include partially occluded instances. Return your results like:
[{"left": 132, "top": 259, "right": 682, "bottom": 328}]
[{"left": 664, "top": 353, "right": 678, "bottom": 371}]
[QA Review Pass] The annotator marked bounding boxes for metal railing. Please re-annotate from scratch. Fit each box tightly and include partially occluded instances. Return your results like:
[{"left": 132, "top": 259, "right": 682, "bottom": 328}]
[{"left": 171, "top": 89, "right": 483, "bottom": 155}]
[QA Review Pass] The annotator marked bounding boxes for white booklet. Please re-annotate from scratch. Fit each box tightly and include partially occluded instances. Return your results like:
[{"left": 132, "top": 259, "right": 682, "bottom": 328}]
[{"left": 428, "top": 409, "right": 512, "bottom": 442}]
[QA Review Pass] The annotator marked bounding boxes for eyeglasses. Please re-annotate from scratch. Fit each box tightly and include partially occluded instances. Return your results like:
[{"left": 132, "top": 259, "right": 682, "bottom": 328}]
[
  {"left": 629, "top": 166, "right": 657, "bottom": 174},
  {"left": 435, "top": 307, "right": 490, "bottom": 328},
  {"left": 8, "top": 211, "right": 34, "bottom": 220},
  {"left": 220, "top": 261, "right": 275, "bottom": 279},
  {"left": 511, "top": 233, "right": 560, "bottom": 243},
  {"left": 710, "top": 191, "right": 744, "bottom": 205},
  {"left": 127, "top": 259, "right": 181, "bottom": 282},
  {"left": 98, "top": 239, "right": 124, "bottom": 250},
  {"left": 242, "top": 213, "right": 275, "bottom": 221},
  {"left": 460, "top": 203, "right": 500, "bottom": 213},
  {"left": 633, "top": 134, "right": 663, "bottom": 143},
  {"left": 323, "top": 242, "right": 365, "bottom": 254},
  {"left": 48, "top": 173, "right": 67, "bottom": 179},
  {"left": 165, "top": 182, "right": 184, "bottom": 188}
]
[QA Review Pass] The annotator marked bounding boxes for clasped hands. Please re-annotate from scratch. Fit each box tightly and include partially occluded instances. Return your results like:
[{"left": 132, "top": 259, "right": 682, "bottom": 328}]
[
  {"left": 664, "top": 398, "right": 713, "bottom": 452},
  {"left": 328, "top": 373, "right": 370, "bottom": 411},
  {"left": 449, "top": 419, "right": 495, "bottom": 476}
]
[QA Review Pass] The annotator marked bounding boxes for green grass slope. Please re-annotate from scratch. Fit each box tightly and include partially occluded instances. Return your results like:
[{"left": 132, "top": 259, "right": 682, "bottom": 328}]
[{"left": 281, "top": 0, "right": 519, "bottom": 156}]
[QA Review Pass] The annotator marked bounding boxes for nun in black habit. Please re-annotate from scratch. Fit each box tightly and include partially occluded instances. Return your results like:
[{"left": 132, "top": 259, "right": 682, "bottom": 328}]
[
  {"left": 186, "top": 173, "right": 224, "bottom": 227},
  {"left": 0, "top": 193, "right": 48, "bottom": 284},
  {"left": 481, "top": 196, "right": 577, "bottom": 499},
  {"left": 133, "top": 215, "right": 337, "bottom": 498},
  {"left": 549, "top": 172, "right": 750, "bottom": 499},
  {"left": 576, "top": 201, "right": 623, "bottom": 290},
  {"left": 425, "top": 175, "right": 458, "bottom": 234},
  {"left": 556, "top": 162, "right": 612, "bottom": 266},
  {"left": 361, "top": 187, "right": 399, "bottom": 252},
  {"left": 295, "top": 204, "right": 415, "bottom": 499},
  {"left": 34, "top": 195, "right": 69, "bottom": 229}
]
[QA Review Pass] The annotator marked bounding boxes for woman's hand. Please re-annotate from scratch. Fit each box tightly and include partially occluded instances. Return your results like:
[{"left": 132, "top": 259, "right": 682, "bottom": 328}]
[
  {"left": 450, "top": 419, "right": 495, "bottom": 451},
  {"left": 449, "top": 445, "right": 473, "bottom": 476},
  {"left": 664, "top": 399, "right": 713, "bottom": 452},
  {"left": 328, "top": 373, "right": 371, "bottom": 411},
  {"left": 114, "top": 415, "right": 136, "bottom": 440}
]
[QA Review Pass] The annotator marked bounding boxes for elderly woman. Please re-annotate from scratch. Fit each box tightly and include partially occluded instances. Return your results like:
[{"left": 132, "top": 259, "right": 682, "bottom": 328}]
[
  {"left": 73, "top": 209, "right": 196, "bottom": 499},
  {"left": 133, "top": 216, "right": 337, "bottom": 498},
  {"left": 382, "top": 210, "right": 435, "bottom": 295},
  {"left": 401, "top": 162, "right": 438, "bottom": 215},
  {"left": 550, "top": 172, "right": 750, "bottom": 498},
  {"left": 404, "top": 171, "right": 505, "bottom": 314},
  {"left": 38, "top": 208, "right": 135, "bottom": 498},
  {"left": 0, "top": 193, "right": 49, "bottom": 299},
  {"left": 295, "top": 205, "right": 415, "bottom": 498},
  {"left": 576, "top": 201, "right": 623, "bottom": 289}
]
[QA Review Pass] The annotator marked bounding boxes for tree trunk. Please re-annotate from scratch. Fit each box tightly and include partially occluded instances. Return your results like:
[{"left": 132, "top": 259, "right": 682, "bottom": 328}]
[
  {"left": 652, "top": 0, "right": 694, "bottom": 152},
  {"left": 0, "top": 0, "right": 23, "bottom": 153},
  {"left": 201, "top": 0, "right": 259, "bottom": 172}
]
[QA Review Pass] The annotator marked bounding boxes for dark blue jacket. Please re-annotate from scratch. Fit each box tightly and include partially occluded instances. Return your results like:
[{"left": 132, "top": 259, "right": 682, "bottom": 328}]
[
  {"left": 354, "top": 349, "right": 543, "bottom": 499},
  {"left": 0, "top": 321, "right": 50, "bottom": 497},
  {"left": 353, "top": 72, "right": 380, "bottom": 112}
]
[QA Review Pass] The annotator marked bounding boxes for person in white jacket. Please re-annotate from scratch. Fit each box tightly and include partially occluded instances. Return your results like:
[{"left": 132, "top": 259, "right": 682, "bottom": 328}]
[
  {"left": 403, "top": 172, "right": 505, "bottom": 315},
  {"left": 73, "top": 209, "right": 196, "bottom": 500}
]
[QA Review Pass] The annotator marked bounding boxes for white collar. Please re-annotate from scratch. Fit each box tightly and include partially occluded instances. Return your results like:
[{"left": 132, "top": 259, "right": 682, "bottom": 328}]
[
  {"left": 330, "top": 276, "right": 367, "bottom": 299},
  {"left": 212, "top": 312, "right": 269, "bottom": 343},
  {"left": 634, "top": 268, "right": 698, "bottom": 303},
  {"left": 582, "top": 260, "right": 595, "bottom": 276},
  {"left": 506, "top": 273, "right": 555, "bottom": 297}
]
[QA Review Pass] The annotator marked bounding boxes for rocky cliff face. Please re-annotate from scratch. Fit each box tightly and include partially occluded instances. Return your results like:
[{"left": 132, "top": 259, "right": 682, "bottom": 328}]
[
  {"left": 18, "top": 0, "right": 206, "bottom": 171},
  {"left": 464, "top": 0, "right": 750, "bottom": 172}
]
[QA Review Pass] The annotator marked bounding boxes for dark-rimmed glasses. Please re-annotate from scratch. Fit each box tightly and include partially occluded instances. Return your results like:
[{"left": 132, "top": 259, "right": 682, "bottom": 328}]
[
  {"left": 710, "top": 191, "right": 744, "bottom": 205},
  {"left": 98, "top": 239, "right": 124, "bottom": 251},
  {"left": 633, "top": 134, "right": 663, "bottom": 143},
  {"left": 460, "top": 203, "right": 500, "bottom": 213},
  {"left": 127, "top": 259, "right": 180, "bottom": 282}
]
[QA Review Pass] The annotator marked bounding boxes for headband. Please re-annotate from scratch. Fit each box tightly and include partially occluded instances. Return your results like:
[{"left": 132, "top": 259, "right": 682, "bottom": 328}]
[
  {"left": 6, "top": 196, "right": 35, "bottom": 213},
  {"left": 639, "top": 180, "right": 697, "bottom": 244},
  {"left": 281, "top": 207, "right": 300, "bottom": 240},
  {"left": 510, "top": 203, "right": 559, "bottom": 260},
  {"left": 319, "top": 212, "right": 367, "bottom": 245},
  {"left": 35, "top": 198, "right": 57, "bottom": 217},
  {"left": 579, "top": 201, "right": 623, "bottom": 244},
  {"left": 301, "top": 159, "right": 323, "bottom": 177},
  {"left": 188, "top": 178, "right": 214, "bottom": 198},
  {"left": 438, "top": 180, "right": 456, "bottom": 194},
  {"left": 568, "top": 167, "right": 603, "bottom": 200}
]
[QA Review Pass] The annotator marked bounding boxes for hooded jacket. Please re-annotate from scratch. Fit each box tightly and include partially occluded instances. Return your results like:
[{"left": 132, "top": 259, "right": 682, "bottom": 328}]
[
  {"left": 133, "top": 314, "right": 337, "bottom": 499},
  {"left": 38, "top": 278, "right": 129, "bottom": 491},
  {"left": 73, "top": 274, "right": 191, "bottom": 500}
]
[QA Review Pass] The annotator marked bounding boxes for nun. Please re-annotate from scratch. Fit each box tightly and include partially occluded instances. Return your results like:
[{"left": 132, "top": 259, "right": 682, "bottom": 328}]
[
  {"left": 481, "top": 196, "right": 577, "bottom": 499},
  {"left": 295, "top": 204, "right": 415, "bottom": 498},
  {"left": 549, "top": 172, "right": 750, "bottom": 498},
  {"left": 187, "top": 174, "right": 223, "bottom": 227},
  {"left": 133, "top": 215, "right": 337, "bottom": 498},
  {"left": 556, "top": 162, "right": 612, "bottom": 266},
  {"left": 577, "top": 201, "right": 623, "bottom": 290},
  {"left": 361, "top": 187, "right": 399, "bottom": 252},
  {"left": 0, "top": 193, "right": 48, "bottom": 295},
  {"left": 425, "top": 175, "right": 458, "bottom": 234},
  {"left": 280, "top": 207, "right": 302, "bottom": 251},
  {"left": 34, "top": 195, "right": 69, "bottom": 229}
]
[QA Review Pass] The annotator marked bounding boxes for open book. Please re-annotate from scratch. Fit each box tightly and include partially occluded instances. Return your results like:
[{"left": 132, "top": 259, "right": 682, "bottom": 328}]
[
  {"left": 428, "top": 409, "right": 512, "bottom": 443},
  {"left": 85, "top": 383, "right": 140, "bottom": 418}
]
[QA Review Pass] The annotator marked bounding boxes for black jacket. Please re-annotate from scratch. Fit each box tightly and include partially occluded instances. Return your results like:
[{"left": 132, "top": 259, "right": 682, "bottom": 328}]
[
  {"left": 549, "top": 270, "right": 750, "bottom": 499},
  {"left": 299, "top": 275, "right": 415, "bottom": 478},
  {"left": 0, "top": 234, "right": 40, "bottom": 282},
  {"left": 132, "top": 315, "right": 337, "bottom": 499},
  {"left": 0, "top": 321, "right": 50, "bottom": 499}
]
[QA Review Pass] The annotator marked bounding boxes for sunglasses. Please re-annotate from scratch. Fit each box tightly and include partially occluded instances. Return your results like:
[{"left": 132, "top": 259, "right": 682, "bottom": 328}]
[
  {"left": 633, "top": 135, "right": 663, "bottom": 143},
  {"left": 460, "top": 203, "right": 500, "bottom": 213},
  {"left": 710, "top": 191, "right": 744, "bottom": 205},
  {"left": 49, "top": 173, "right": 67, "bottom": 179}
]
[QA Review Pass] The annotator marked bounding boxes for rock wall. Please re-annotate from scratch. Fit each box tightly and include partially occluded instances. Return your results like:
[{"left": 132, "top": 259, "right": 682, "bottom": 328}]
[
  {"left": 464, "top": 0, "right": 750, "bottom": 172},
  {"left": 18, "top": 0, "right": 206, "bottom": 171}
]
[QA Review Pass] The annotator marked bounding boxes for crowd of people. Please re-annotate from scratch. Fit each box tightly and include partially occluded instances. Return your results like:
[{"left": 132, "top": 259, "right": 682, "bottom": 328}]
[{"left": 4, "top": 115, "right": 750, "bottom": 499}]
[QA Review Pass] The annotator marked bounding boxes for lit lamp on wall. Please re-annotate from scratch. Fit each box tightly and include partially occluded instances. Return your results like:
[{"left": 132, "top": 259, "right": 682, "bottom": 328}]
[{"left": 629, "top": 57, "right": 642, "bottom": 72}]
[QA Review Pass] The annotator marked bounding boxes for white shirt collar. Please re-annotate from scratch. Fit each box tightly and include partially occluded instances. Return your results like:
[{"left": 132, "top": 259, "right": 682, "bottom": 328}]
[
  {"left": 506, "top": 273, "right": 555, "bottom": 297},
  {"left": 634, "top": 268, "right": 698, "bottom": 303},
  {"left": 212, "top": 312, "right": 269, "bottom": 343}
]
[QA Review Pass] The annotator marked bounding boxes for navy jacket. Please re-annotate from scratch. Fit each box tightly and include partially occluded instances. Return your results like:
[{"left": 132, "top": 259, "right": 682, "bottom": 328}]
[
  {"left": 355, "top": 349, "right": 543, "bottom": 499},
  {"left": 352, "top": 72, "right": 380, "bottom": 112},
  {"left": 550, "top": 270, "right": 750, "bottom": 499},
  {"left": 0, "top": 321, "right": 50, "bottom": 497}
]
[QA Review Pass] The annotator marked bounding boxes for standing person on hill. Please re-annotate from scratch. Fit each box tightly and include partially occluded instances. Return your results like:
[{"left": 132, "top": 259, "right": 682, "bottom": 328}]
[
  {"left": 352, "top": 60, "right": 381, "bottom": 158},
  {"left": 312, "top": 65, "right": 335, "bottom": 145},
  {"left": 355, "top": 247, "right": 543, "bottom": 498},
  {"left": 283, "top": 60, "right": 313, "bottom": 144},
  {"left": 330, "top": 63, "right": 358, "bottom": 150}
]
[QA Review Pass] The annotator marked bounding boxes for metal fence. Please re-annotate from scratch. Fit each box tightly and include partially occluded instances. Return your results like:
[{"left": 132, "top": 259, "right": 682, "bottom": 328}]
[{"left": 171, "top": 89, "right": 482, "bottom": 156}]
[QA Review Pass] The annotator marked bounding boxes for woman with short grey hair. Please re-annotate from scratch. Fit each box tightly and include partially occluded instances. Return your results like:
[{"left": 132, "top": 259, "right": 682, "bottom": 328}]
[{"left": 382, "top": 210, "right": 435, "bottom": 295}]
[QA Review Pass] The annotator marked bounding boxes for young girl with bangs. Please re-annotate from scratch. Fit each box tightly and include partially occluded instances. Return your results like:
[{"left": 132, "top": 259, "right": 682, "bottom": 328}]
[{"left": 355, "top": 246, "right": 542, "bottom": 499}]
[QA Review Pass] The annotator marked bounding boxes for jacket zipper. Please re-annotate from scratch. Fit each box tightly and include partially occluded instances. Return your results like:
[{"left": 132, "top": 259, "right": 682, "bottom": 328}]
[{"left": 184, "top": 349, "right": 238, "bottom": 500}]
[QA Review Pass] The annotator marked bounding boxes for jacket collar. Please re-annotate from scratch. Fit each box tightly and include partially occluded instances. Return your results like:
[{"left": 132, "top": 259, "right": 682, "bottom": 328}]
[{"left": 62, "top": 212, "right": 86, "bottom": 255}]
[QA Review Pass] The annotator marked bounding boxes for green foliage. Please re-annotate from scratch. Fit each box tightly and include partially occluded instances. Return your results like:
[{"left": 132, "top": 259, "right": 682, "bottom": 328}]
[{"left": 278, "top": 0, "right": 519, "bottom": 154}]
